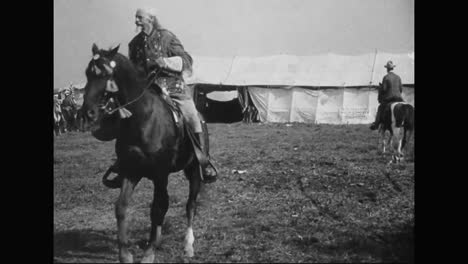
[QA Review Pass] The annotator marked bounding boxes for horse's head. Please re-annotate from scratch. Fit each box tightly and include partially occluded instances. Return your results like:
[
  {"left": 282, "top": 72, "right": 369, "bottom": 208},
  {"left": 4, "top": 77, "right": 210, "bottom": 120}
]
[{"left": 81, "top": 43, "right": 125, "bottom": 141}]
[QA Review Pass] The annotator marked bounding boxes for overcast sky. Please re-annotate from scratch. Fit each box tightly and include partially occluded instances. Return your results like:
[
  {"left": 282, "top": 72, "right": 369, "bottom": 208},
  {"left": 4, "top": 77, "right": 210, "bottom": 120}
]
[{"left": 54, "top": 0, "right": 414, "bottom": 89}]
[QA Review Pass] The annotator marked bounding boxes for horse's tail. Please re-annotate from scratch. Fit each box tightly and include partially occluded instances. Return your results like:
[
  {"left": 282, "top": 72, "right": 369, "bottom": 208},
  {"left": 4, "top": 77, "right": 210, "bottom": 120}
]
[
  {"left": 394, "top": 104, "right": 413, "bottom": 127},
  {"left": 407, "top": 105, "right": 414, "bottom": 131},
  {"left": 401, "top": 104, "right": 414, "bottom": 148}
]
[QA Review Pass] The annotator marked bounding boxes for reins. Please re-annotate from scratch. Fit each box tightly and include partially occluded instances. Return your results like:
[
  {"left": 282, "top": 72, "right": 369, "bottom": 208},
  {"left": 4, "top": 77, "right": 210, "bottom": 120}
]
[{"left": 103, "top": 68, "right": 161, "bottom": 116}]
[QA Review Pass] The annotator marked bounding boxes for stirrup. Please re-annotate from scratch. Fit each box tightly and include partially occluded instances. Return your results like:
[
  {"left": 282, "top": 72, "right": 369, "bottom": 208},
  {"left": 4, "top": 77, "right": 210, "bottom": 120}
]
[
  {"left": 201, "top": 165, "right": 217, "bottom": 183},
  {"left": 102, "top": 165, "right": 123, "bottom": 189},
  {"left": 203, "top": 156, "right": 219, "bottom": 182},
  {"left": 202, "top": 175, "right": 217, "bottom": 184}
]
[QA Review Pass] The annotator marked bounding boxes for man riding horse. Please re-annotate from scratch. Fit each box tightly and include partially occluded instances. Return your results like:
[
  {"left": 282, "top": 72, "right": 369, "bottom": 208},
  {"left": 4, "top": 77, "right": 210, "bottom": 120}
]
[
  {"left": 369, "top": 60, "right": 405, "bottom": 130},
  {"left": 109, "top": 7, "right": 217, "bottom": 184}
]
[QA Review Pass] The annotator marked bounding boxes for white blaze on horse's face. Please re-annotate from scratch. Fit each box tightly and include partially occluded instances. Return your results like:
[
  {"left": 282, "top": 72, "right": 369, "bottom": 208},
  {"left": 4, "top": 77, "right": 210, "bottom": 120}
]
[{"left": 105, "top": 79, "right": 119, "bottom": 93}]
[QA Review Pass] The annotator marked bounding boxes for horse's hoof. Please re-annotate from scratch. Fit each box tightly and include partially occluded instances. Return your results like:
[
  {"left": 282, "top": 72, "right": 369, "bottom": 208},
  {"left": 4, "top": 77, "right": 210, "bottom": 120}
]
[
  {"left": 184, "top": 246, "right": 194, "bottom": 258},
  {"left": 155, "top": 238, "right": 163, "bottom": 249},
  {"left": 119, "top": 252, "right": 134, "bottom": 263},
  {"left": 141, "top": 252, "right": 155, "bottom": 263}
]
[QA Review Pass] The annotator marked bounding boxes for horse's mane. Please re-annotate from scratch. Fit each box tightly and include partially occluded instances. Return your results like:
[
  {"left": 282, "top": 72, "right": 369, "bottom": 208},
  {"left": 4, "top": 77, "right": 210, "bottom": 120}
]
[
  {"left": 112, "top": 53, "right": 145, "bottom": 80},
  {"left": 85, "top": 48, "right": 164, "bottom": 99}
]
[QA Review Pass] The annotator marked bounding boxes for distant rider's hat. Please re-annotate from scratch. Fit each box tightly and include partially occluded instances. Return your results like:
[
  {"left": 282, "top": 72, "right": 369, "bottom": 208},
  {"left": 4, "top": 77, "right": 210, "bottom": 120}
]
[{"left": 384, "top": 60, "right": 396, "bottom": 69}]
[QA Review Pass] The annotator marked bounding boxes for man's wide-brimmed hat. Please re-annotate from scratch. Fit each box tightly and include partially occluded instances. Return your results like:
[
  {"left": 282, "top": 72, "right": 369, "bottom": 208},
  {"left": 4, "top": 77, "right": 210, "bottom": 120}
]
[{"left": 384, "top": 60, "right": 396, "bottom": 69}]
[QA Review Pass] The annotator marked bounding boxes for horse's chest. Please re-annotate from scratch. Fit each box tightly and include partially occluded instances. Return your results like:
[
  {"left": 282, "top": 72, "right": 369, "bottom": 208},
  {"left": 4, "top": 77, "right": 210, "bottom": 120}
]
[{"left": 117, "top": 142, "right": 175, "bottom": 164}]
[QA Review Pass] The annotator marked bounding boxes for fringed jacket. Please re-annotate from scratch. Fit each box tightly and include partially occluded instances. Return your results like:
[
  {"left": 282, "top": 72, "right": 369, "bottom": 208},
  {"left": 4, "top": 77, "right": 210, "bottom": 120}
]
[{"left": 128, "top": 28, "right": 193, "bottom": 82}]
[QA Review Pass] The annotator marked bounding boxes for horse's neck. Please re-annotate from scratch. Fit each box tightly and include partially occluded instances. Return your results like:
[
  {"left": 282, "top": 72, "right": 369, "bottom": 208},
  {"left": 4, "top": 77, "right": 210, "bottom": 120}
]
[
  {"left": 132, "top": 89, "right": 164, "bottom": 116},
  {"left": 116, "top": 63, "right": 170, "bottom": 123}
]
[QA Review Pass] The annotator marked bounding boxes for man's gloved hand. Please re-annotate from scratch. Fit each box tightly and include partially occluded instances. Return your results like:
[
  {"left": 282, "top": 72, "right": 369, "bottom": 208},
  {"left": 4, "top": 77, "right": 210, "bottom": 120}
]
[
  {"left": 148, "top": 56, "right": 183, "bottom": 76},
  {"left": 147, "top": 57, "right": 166, "bottom": 71},
  {"left": 155, "top": 57, "right": 167, "bottom": 69}
]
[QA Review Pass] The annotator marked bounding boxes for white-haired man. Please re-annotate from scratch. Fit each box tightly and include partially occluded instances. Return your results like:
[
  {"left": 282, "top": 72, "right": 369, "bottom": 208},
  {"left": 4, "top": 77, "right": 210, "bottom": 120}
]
[{"left": 125, "top": 8, "right": 217, "bottom": 183}]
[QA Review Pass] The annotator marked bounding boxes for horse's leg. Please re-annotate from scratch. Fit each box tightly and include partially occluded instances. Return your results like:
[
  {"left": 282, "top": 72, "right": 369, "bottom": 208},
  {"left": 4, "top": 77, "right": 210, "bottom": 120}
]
[
  {"left": 385, "top": 130, "right": 394, "bottom": 164},
  {"left": 116, "top": 176, "right": 140, "bottom": 263},
  {"left": 391, "top": 127, "right": 402, "bottom": 163},
  {"left": 397, "top": 129, "right": 404, "bottom": 162},
  {"left": 141, "top": 173, "right": 169, "bottom": 263},
  {"left": 379, "top": 128, "right": 387, "bottom": 154},
  {"left": 183, "top": 162, "right": 202, "bottom": 258},
  {"left": 404, "top": 128, "right": 414, "bottom": 160}
]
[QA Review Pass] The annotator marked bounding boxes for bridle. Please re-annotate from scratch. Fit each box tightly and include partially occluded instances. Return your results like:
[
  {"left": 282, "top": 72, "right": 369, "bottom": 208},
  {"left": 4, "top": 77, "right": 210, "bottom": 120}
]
[{"left": 91, "top": 54, "right": 160, "bottom": 117}]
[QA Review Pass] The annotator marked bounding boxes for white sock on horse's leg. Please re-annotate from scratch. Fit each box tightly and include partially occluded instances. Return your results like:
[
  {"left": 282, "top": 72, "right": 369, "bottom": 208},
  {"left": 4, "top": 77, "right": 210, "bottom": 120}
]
[
  {"left": 184, "top": 227, "right": 195, "bottom": 257},
  {"left": 155, "top": 225, "right": 162, "bottom": 247}
]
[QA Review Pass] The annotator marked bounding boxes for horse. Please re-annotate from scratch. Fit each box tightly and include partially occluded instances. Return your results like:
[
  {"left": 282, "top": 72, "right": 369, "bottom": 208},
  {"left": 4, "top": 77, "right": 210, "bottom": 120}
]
[
  {"left": 378, "top": 94, "right": 414, "bottom": 163},
  {"left": 54, "top": 95, "right": 67, "bottom": 136},
  {"left": 80, "top": 43, "right": 212, "bottom": 263}
]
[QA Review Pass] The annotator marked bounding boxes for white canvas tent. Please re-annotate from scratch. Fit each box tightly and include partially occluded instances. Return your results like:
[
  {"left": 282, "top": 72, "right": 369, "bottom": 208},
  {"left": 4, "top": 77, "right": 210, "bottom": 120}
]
[{"left": 186, "top": 51, "right": 414, "bottom": 124}]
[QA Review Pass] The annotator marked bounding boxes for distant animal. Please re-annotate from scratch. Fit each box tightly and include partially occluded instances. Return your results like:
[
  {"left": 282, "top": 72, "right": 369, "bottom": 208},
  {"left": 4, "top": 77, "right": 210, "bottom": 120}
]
[{"left": 378, "top": 97, "right": 414, "bottom": 163}]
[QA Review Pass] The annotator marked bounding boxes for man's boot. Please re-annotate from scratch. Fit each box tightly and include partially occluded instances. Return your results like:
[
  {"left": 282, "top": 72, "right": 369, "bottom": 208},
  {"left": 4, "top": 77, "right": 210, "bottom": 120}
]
[
  {"left": 195, "top": 132, "right": 217, "bottom": 183},
  {"left": 370, "top": 105, "right": 382, "bottom": 130}
]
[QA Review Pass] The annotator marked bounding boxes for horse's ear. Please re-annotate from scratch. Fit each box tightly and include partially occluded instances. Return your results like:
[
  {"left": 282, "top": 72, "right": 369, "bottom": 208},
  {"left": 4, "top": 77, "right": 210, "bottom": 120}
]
[
  {"left": 92, "top": 43, "right": 99, "bottom": 55},
  {"left": 109, "top": 44, "right": 120, "bottom": 57}
]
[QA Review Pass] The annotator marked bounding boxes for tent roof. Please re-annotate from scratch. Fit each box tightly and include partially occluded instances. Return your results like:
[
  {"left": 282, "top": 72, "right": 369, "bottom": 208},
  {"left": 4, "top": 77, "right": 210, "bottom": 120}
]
[{"left": 186, "top": 51, "right": 414, "bottom": 87}]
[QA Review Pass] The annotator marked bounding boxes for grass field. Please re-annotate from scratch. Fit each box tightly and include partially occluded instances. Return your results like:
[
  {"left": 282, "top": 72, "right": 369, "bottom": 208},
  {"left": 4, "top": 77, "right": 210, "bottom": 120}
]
[{"left": 54, "top": 122, "right": 414, "bottom": 263}]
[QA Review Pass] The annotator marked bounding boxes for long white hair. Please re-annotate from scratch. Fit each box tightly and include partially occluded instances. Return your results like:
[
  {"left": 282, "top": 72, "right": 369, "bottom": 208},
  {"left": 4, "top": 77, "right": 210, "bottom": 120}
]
[{"left": 135, "top": 8, "right": 162, "bottom": 32}]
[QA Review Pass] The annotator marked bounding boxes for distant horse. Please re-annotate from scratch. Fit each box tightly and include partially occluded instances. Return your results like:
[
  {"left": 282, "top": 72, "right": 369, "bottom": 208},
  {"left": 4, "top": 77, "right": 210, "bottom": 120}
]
[
  {"left": 53, "top": 96, "right": 66, "bottom": 136},
  {"left": 81, "top": 44, "right": 213, "bottom": 263},
  {"left": 378, "top": 90, "right": 414, "bottom": 163}
]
